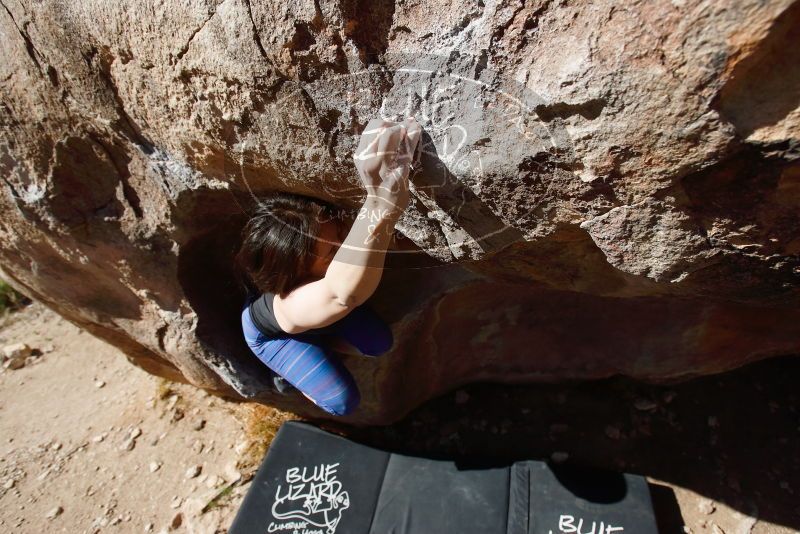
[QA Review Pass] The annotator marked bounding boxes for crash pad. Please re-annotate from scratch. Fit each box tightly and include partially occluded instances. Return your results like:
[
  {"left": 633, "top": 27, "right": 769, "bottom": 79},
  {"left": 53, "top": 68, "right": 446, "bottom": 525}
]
[{"left": 228, "top": 421, "right": 659, "bottom": 534}]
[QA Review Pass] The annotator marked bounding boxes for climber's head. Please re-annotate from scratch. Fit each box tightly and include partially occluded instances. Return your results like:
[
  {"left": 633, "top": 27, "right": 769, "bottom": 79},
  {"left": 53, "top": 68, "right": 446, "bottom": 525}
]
[{"left": 234, "top": 192, "right": 344, "bottom": 296}]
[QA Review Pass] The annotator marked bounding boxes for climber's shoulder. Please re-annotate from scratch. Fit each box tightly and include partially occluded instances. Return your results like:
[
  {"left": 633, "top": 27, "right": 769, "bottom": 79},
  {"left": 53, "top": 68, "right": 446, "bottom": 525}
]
[{"left": 272, "top": 277, "right": 354, "bottom": 334}]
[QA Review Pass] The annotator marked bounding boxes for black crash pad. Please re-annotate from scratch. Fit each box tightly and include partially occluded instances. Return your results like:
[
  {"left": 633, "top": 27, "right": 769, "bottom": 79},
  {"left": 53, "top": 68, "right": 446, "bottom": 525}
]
[{"left": 228, "top": 421, "right": 659, "bottom": 534}]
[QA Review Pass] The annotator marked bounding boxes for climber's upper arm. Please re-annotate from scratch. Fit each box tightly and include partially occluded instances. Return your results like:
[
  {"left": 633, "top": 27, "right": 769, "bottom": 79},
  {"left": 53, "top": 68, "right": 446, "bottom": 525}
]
[{"left": 272, "top": 277, "right": 358, "bottom": 334}]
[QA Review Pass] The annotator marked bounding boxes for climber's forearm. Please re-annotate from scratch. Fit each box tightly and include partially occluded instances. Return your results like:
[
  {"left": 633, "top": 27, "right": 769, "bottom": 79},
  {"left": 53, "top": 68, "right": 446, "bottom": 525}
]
[{"left": 323, "top": 195, "right": 402, "bottom": 307}]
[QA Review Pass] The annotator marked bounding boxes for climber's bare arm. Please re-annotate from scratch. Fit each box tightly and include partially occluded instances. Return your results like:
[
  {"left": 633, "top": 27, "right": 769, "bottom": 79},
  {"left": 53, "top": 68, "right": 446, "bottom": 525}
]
[
  {"left": 272, "top": 117, "right": 421, "bottom": 334},
  {"left": 272, "top": 206, "right": 399, "bottom": 334}
]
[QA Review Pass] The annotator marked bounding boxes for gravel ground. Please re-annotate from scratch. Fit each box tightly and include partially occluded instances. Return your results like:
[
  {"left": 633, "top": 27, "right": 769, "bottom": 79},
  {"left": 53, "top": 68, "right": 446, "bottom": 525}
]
[{"left": 0, "top": 302, "right": 264, "bottom": 533}]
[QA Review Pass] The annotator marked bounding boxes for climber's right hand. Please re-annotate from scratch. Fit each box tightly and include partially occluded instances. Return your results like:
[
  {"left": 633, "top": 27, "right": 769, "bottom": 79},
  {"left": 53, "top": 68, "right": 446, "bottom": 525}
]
[{"left": 353, "top": 117, "right": 420, "bottom": 208}]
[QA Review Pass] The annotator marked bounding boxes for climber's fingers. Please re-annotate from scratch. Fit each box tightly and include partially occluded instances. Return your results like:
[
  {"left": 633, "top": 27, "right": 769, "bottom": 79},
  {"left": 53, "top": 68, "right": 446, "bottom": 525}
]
[
  {"left": 406, "top": 118, "right": 421, "bottom": 157},
  {"left": 354, "top": 119, "right": 399, "bottom": 161},
  {"left": 394, "top": 117, "right": 420, "bottom": 168},
  {"left": 376, "top": 123, "right": 406, "bottom": 163},
  {"left": 355, "top": 120, "right": 408, "bottom": 186},
  {"left": 353, "top": 117, "right": 423, "bottom": 196}
]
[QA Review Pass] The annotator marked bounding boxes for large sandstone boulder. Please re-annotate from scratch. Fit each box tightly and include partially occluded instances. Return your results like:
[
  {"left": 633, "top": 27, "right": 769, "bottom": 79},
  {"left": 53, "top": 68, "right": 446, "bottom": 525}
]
[{"left": 1, "top": 0, "right": 798, "bottom": 424}]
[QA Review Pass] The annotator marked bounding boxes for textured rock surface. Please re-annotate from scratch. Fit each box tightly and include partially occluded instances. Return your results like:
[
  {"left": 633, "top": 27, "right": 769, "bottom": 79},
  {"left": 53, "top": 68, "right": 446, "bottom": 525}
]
[{"left": 1, "top": 0, "right": 798, "bottom": 423}]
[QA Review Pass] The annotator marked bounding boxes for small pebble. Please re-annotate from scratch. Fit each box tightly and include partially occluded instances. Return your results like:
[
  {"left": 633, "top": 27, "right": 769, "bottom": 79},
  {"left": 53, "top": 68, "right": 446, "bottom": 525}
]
[
  {"left": 95, "top": 380, "right": 106, "bottom": 389},
  {"left": 149, "top": 462, "right": 162, "bottom": 473},
  {"left": 633, "top": 398, "right": 658, "bottom": 411},
  {"left": 234, "top": 440, "right": 250, "bottom": 455},
  {"left": 151, "top": 432, "right": 167, "bottom": 447},
  {"left": 224, "top": 462, "right": 242, "bottom": 483},
  {"left": 2, "top": 343, "right": 31, "bottom": 360},
  {"left": 4, "top": 357, "right": 25, "bottom": 370},
  {"left": 185, "top": 465, "right": 202, "bottom": 479},
  {"left": 698, "top": 498, "right": 716, "bottom": 515},
  {"left": 45, "top": 506, "right": 63, "bottom": 519},
  {"left": 604, "top": 426, "right": 621, "bottom": 440}
]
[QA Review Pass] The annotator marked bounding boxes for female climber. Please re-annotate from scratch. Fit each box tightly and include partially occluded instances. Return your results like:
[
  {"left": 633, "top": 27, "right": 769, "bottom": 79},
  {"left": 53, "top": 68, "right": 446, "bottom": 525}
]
[{"left": 235, "top": 116, "right": 422, "bottom": 416}]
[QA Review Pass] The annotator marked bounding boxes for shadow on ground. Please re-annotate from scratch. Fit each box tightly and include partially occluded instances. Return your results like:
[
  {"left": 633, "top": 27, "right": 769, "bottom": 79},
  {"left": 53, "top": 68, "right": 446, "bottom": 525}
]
[{"left": 319, "top": 355, "right": 800, "bottom": 531}]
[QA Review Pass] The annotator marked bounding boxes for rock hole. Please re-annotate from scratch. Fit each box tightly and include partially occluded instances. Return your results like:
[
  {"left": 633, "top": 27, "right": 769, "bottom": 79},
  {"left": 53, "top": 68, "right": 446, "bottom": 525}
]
[{"left": 176, "top": 193, "right": 272, "bottom": 389}]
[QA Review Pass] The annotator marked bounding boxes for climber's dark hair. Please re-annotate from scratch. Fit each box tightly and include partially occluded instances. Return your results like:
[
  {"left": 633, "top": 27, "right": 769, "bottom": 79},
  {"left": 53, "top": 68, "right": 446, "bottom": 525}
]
[{"left": 234, "top": 192, "right": 338, "bottom": 297}]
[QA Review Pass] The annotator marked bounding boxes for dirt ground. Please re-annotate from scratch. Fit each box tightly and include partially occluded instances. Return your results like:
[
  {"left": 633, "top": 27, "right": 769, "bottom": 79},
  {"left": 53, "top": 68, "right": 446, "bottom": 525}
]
[
  {"left": 1, "top": 301, "right": 798, "bottom": 533},
  {"left": 0, "top": 302, "right": 278, "bottom": 534}
]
